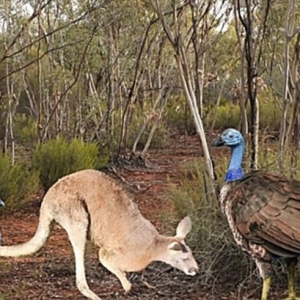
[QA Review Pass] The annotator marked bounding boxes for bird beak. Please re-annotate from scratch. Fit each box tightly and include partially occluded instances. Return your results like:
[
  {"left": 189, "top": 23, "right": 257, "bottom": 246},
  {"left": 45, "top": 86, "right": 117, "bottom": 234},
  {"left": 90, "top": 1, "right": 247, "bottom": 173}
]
[{"left": 211, "top": 136, "right": 224, "bottom": 147}]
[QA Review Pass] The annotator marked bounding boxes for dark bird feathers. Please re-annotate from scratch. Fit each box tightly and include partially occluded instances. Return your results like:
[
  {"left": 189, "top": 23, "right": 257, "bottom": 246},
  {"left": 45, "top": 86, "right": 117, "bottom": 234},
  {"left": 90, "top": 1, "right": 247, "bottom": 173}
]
[{"left": 227, "top": 171, "right": 300, "bottom": 259}]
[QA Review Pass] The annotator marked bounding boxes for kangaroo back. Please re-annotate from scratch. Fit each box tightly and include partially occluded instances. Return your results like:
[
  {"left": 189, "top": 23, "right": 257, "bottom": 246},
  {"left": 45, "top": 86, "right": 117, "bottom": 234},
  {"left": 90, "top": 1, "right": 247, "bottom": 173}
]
[{"left": 46, "top": 169, "right": 159, "bottom": 249}]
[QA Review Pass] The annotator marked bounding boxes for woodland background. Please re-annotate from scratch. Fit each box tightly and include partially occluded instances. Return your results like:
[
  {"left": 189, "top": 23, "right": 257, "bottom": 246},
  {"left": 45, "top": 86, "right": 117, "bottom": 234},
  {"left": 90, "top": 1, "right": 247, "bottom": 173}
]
[
  {"left": 0, "top": 0, "right": 300, "bottom": 298},
  {"left": 1, "top": 0, "right": 300, "bottom": 184}
]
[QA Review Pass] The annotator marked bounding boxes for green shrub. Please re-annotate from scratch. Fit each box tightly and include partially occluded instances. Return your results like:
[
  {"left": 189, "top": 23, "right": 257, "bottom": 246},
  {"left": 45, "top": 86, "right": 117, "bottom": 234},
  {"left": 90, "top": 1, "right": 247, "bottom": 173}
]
[
  {"left": 131, "top": 122, "right": 170, "bottom": 150},
  {"left": 110, "top": 108, "right": 170, "bottom": 152},
  {"left": 14, "top": 114, "right": 38, "bottom": 148},
  {"left": 205, "top": 103, "right": 241, "bottom": 130},
  {"left": 166, "top": 98, "right": 196, "bottom": 135},
  {"left": 0, "top": 154, "right": 39, "bottom": 213},
  {"left": 32, "top": 138, "right": 100, "bottom": 190},
  {"left": 204, "top": 91, "right": 281, "bottom": 132},
  {"left": 258, "top": 91, "right": 281, "bottom": 131}
]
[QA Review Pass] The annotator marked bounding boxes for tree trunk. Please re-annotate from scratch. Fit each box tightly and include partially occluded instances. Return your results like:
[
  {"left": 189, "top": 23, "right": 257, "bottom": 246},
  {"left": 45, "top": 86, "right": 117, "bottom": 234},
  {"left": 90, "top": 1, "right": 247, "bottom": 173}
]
[{"left": 152, "top": 0, "right": 218, "bottom": 200}]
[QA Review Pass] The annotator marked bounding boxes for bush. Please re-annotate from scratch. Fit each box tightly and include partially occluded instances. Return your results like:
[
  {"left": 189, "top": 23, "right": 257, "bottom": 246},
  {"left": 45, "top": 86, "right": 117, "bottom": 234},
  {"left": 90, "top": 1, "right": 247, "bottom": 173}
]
[
  {"left": 166, "top": 98, "right": 196, "bottom": 135},
  {"left": 110, "top": 108, "right": 170, "bottom": 152},
  {"left": 14, "top": 114, "right": 38, "bottom": 148},
  {"left": 205, "top": 103, "right": 241, "bottom": 130},
  {"left": 258, "top": 91, "right": 281, "bottom": 131},
  {"left": 0, "top": 154, "right": 39, "bottom": 213},
  {"left": 132, "top": 122, "right": 170, "bottom": 151},
  {"left": 32, "top": 138, "right": 100, "bottom": 190}
]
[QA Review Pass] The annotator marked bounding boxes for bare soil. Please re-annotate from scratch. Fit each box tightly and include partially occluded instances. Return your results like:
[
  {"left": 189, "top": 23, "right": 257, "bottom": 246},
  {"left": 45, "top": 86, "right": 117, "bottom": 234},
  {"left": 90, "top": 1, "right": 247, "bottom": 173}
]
[{"left": 0, "top": 135, "right": 292, "bottom": 299}]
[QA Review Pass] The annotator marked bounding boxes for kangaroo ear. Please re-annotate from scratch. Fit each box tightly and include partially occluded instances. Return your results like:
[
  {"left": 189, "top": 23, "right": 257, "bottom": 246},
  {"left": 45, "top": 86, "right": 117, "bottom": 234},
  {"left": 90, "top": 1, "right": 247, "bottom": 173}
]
[
  {"left": 176, "top": 216, "right": 192, "bottom": 239},
  {"left": 168, "top": 241, "right": 186, "bottom": 252}
]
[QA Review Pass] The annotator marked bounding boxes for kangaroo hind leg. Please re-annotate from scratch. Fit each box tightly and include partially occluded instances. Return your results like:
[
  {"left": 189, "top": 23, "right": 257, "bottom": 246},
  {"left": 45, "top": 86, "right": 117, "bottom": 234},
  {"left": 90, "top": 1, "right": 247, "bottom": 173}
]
[{"left": 59, "top": 212, "right": 101, "bottom": 300}]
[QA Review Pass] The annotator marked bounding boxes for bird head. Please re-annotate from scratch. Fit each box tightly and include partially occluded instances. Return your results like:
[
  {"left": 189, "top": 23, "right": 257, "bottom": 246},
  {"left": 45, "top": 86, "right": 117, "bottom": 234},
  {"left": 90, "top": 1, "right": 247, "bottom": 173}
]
[{"left": 212, "top": 128, "right": 244, "bottom": 148}]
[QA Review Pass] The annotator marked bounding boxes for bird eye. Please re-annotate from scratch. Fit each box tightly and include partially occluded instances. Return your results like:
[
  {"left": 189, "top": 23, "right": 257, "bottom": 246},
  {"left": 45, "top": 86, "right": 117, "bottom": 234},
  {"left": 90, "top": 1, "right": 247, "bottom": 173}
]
[{"left": 228, "top": 134, "right": 233, "bottom": 138}]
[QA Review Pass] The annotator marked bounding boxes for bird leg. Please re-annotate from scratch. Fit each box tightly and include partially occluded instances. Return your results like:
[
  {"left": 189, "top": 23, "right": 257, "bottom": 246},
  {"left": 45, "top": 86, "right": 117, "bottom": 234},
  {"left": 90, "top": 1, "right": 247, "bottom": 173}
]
[
  {"left": 261, "top": 276, "right": 271, "bottom": 300},
  {"left": 284, "top": 257, "right": 300, "bottom": 300},
  {"left": 254, "top": 259, "right": 272, "bottom": 300}
]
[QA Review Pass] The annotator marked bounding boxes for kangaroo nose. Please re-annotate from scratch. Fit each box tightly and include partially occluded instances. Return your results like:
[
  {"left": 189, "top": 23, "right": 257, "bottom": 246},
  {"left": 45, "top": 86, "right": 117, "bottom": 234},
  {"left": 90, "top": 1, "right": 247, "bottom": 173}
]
[{"left": 188, "top": 267, "right": 199, "bottom": 275}]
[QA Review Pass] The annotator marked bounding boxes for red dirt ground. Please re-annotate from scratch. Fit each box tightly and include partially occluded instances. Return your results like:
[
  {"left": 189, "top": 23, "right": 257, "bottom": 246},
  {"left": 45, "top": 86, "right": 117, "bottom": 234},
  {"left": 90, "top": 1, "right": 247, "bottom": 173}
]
[{"left": 0, "top": 135, "right": 291, "bottom": 299}]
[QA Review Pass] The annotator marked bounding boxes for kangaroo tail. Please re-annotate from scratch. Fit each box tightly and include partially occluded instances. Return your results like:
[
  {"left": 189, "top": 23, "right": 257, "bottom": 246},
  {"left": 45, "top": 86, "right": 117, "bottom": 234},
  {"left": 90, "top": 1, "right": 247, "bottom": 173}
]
[{"left": 0, "top": 202, "right": 53, "bottom": 257}]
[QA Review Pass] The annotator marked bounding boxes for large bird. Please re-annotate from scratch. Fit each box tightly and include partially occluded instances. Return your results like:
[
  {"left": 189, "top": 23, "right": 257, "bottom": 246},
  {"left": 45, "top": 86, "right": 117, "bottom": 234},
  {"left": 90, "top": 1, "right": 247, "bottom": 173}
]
[{"left": 212, "top": 128, "right": 300, "bottom": 300}]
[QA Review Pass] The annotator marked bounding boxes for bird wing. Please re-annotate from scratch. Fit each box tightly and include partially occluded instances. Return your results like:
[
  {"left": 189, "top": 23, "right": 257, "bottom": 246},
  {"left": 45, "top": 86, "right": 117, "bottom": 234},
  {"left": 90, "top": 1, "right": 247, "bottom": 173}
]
[{"left": 229, "top": 171, "right": 300, "bottom": 257}]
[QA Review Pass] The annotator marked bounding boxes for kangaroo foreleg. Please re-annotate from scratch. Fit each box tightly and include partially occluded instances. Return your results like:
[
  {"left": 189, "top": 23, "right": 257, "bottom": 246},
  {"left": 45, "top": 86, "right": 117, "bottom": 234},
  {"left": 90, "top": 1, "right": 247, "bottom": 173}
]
[{"left": 99, "top": 250, "right": 132, "bottom": 293}]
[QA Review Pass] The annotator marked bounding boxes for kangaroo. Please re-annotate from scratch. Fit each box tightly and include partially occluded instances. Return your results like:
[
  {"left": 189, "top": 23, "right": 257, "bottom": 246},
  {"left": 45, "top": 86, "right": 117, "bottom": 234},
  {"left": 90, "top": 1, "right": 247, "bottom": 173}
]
[{"left": 0, "top": 169, "right": 198, "bottom": 300}]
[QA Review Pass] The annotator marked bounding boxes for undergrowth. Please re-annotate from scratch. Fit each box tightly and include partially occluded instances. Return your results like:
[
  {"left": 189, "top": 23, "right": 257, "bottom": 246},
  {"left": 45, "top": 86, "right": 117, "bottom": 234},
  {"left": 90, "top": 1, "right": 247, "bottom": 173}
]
[
  {"left": 32, "top": 138, "right": 101, "bottom": 190},
  {"left": 0, "top": 154, "right": 39, "bottom": 213}
]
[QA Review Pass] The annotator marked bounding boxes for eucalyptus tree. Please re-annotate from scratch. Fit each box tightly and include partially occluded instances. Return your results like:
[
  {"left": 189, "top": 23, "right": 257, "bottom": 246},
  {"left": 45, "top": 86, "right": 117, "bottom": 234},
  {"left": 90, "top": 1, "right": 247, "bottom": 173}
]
[
  {"left": 231, "top": 0, "right": 300, "bottom": 172},
  {"left": 149, "top": 0, "right": 233, "bottom": 199},
  {"left": 234, "top": 0, "right": 271, "bottom": 170},
  {"left": 278, "top": 0, "right": 300, "bottom": 171},
  {"left": 0, "top": 0, "right": 49, "bottom": 160},
  {"left": 0, "top": 0, "right": 112, "bottom": 162},
  {"left": 86, "top": 1, "right": 179, "bottom": 160}
]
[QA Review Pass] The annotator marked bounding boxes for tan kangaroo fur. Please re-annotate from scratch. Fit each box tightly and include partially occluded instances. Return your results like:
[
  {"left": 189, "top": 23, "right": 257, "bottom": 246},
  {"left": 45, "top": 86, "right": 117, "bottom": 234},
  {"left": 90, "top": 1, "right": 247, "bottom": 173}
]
[{"left": 0, "top": 169, "right": 198, "bottom": 300}]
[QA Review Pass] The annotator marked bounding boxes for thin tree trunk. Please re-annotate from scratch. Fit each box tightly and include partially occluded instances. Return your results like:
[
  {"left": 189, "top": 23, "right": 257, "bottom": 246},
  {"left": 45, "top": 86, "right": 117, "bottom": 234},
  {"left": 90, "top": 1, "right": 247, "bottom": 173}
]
[
  {"left": 37, "top": 6, "right": 44, "bottom": 142},
  {"left": 118, "top": 23, "right": 152, "bottom": 155},
  {"left": 278, "top": 0, "right": 299, "bottom": 169},
  {"left": 237, "top": 0, "right": 270, "bottom": 170},
  {"left": 233, "top": 0, "right": 248, "bottom": 136},
  {"left": 284, "top": 33, "right": 300, "bottom": 153},
  {"left": 210, "top": 73, "right": 229, "bottom": 131},
  {"left": 142, "top": 87, "right": 171, "bottom": 154},
  {"left": 152, "top": 0, "right": 218, "bottom": 200}
]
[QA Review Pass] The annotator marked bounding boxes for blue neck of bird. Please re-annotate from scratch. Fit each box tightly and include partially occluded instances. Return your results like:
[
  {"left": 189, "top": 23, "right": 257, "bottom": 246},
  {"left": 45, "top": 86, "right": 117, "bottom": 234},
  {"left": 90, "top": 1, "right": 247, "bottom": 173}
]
[{"left": 225, "top": 143, "right": 244, "bottom": 182}]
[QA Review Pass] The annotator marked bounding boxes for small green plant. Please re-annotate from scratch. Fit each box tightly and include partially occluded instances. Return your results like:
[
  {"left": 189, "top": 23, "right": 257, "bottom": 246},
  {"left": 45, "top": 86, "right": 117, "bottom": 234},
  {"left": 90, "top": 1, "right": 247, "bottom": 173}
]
[
  {"left": 0, "top": 154, "right": 39, "bottom": 213},
  {"left": 32, "top": 138, "right": 100, "bottom": 190}
]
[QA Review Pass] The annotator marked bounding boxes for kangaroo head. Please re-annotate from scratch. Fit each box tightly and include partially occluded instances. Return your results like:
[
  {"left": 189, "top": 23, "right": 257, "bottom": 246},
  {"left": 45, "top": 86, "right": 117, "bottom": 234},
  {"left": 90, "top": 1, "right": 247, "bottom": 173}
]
[{"left": 163, "top": 216, "right": 198, "bottom": 276}]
